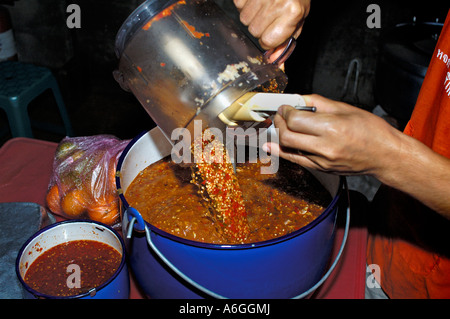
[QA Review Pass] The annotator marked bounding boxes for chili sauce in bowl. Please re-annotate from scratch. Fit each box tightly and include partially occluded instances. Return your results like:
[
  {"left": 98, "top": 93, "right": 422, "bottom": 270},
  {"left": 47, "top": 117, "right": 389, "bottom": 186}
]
[
  {"left": 16, "top": 220, "right": 129, "bottom": 299},
  {"left": 24, "top": 240, "right": 121, "bottom": 297}
]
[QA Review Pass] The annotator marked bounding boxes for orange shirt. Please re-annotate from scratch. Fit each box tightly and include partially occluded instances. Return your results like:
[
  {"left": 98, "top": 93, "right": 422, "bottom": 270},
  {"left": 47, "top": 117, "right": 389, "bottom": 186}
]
[{"left": 367, "top": 10, "right": 450, "bottom": 298}]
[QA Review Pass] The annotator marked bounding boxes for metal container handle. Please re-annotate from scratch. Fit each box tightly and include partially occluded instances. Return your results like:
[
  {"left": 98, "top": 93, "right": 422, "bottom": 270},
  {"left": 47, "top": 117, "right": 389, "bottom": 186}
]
[
  {"left": 112, "top": 70, "right": 129, "bottom": 92},
  {"left": 125, "top": 178, "right": 350, "bottom": 299},
  {"left": 263, "top": 36, "right": 297, "bottom": 67}
]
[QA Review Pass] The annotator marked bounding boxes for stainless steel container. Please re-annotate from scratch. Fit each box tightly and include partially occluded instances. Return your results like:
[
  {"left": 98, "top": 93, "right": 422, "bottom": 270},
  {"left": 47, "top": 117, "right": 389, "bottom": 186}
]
[{"left": 114, "top": 0, "right": 289, "bottom": 140}]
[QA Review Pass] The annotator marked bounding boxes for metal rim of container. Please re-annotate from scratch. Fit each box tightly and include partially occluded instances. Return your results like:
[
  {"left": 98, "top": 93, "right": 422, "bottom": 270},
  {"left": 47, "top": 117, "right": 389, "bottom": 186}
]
[
  {"left": 125, "top": 178, "right": 351, "bottom": 299},
  {"left": 15, "top": 219, "right": 127, "bottom": 299},
  {"left": 116, "top": 128, "right": 344, "bottom": 250}
]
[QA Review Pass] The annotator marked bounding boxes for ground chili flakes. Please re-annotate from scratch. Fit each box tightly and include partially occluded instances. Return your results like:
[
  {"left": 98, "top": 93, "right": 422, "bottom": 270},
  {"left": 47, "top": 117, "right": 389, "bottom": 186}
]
[{"left": 191, "top": 129, "right": 250, "bottom": 243}]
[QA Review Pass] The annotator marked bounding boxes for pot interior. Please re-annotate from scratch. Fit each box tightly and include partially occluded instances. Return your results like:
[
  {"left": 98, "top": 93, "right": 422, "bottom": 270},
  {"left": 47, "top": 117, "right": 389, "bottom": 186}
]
[{"left": 118, "top": 127, "right": 340, "bottom": 210}]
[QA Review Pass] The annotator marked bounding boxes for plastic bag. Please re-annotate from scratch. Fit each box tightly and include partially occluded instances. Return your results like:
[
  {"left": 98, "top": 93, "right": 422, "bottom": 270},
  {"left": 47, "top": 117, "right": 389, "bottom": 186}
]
[{"left": 46, "top": 135, "right": 130, "bottom": 227}]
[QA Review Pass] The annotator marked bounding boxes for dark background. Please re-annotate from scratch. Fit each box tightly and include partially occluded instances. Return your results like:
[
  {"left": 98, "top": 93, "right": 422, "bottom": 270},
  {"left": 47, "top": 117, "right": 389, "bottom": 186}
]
[{"left": 0, "top": 0, "right": 448, "bottom": 146}]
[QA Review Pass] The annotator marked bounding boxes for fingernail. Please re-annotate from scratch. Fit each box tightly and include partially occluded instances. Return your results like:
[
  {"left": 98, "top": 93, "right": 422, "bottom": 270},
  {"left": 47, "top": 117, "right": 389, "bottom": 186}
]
[
  {"left": 277, "top": 106, "right": 283, "bottom": 115},
  {"left": 262, "top": 143, "right": 270, "bottom": 153}
]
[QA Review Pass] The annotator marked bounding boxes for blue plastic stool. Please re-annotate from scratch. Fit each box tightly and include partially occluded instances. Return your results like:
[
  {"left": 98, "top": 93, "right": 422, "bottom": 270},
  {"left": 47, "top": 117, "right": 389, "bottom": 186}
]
[{"left": 0, "top": 61, "right": 74, "bottom": 138}]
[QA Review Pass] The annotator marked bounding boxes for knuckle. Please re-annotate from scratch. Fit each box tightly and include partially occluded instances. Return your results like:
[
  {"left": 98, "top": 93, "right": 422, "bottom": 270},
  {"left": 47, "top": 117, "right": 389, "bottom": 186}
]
[
  {"left": 325, "top": 149, "right": 340, "bottom": 162},
  {"left": 247, "top": 23, "right": 262, "bottom": 37},
  {"left": 322, "top": 119, "right": 341, "bottom": 138},
  {"left": 278, "top": 130, "right": 291, "bottom": 145},
  {"left": 322, "top": 142, "right": 344, "bottom": 163},
  {"left": 308, "top": 157, "right": 332, "bottom": 172},
  {"left": 285, "top": 114, "right": 299, "bottom": 129},
  {"left": 240, "top": 14, "right": 251, "bottom": 26},
  {"left": 279, "top": 130, "right": 297, "bottom": 147},
  {"left": 284, "top": 1, "right": 305, "bottom": 19},
  {"left": 233, "top": 0, "right": 243, "bottom": 9},
  {"left": 316, "top": 162, "right": 331, "bottom": 172},
  {"left": 260, "top": 35, "right": 277, "bottom": 50},
  {"left": 288, "top": 3, "right": 302, "bottom": 17}
]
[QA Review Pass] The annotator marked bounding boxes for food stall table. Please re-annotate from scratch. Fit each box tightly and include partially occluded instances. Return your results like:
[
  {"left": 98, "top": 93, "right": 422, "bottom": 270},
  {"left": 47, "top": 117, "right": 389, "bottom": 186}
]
[{"left": 0, "top": 137, "right": 368, "bottom": 299}]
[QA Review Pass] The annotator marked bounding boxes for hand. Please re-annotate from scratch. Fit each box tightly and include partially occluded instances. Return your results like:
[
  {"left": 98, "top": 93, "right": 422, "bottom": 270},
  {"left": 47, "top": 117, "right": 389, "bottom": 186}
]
[
  {"left": 233, "top": 0, "right": 311, "bottom": 50},
  {"left": 263, "top": 94, "right": 404, "bottom": 177},
  {"left": 263, "top": 94, "right": 450, "bottom": 218}
]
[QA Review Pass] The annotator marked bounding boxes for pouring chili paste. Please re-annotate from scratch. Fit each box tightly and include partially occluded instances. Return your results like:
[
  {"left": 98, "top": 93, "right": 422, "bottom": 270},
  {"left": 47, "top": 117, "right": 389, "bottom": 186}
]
[
  {"left": 125, "top": 154, "right": 331, "bottom": 245},
  {"left": 191, "top": 129, "right": 250, "bottom": 242}
]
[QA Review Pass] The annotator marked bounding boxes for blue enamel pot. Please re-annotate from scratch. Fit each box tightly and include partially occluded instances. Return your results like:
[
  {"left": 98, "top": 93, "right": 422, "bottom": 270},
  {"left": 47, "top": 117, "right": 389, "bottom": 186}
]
[
  {"left": 15, "top": 220, "right": 130, "bottom": 299},
  {"left": 117, "top": 128, "right": 349, "bottom": 299}
]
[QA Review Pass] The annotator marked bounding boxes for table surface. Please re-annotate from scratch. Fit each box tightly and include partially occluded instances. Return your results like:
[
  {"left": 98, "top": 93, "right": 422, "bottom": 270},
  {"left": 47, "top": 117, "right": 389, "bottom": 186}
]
[{"left": 0, "top": 137, "right": 368, "bottom": 299}]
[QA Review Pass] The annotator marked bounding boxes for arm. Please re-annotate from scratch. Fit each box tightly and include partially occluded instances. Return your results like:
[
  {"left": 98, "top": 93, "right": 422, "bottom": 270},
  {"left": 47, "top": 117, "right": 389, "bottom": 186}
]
[
  {"left": 233, "top": 0, "right": 311, "bottom": 50},
  {"left": 263, "top": 94, "right": 450, "bottom": 218}
]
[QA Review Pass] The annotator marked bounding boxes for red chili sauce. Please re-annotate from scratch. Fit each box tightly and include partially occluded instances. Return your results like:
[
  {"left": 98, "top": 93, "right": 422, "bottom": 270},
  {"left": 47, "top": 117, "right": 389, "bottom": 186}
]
[
  {"left": 126, "top": 157, "right": 331, "bottom": 245},
  {"left": 24, "top": 240, "right": 121, "bottom": 297}
]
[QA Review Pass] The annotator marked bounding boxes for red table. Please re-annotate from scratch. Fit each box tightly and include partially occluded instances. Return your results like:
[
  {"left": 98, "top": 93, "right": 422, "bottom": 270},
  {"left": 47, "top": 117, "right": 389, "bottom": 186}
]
[{"left": 0, "top": 137, "right": 368, "bottom": 299}]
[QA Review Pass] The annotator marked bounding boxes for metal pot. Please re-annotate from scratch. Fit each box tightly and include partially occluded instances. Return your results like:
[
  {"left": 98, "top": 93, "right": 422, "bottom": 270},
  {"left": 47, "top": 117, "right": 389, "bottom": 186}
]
[{"left": 116, "top": 127, "right": 349, "bottom": 298}]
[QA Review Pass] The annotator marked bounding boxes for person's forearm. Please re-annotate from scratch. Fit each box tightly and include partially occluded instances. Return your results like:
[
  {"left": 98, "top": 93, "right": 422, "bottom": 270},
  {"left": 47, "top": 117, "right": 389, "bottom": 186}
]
[
  {"left": 374, "top": 132, "right": 450, "bottom": 219},
  {"left": 268, "top": 95, "right": 450, "bottom": 220}
]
